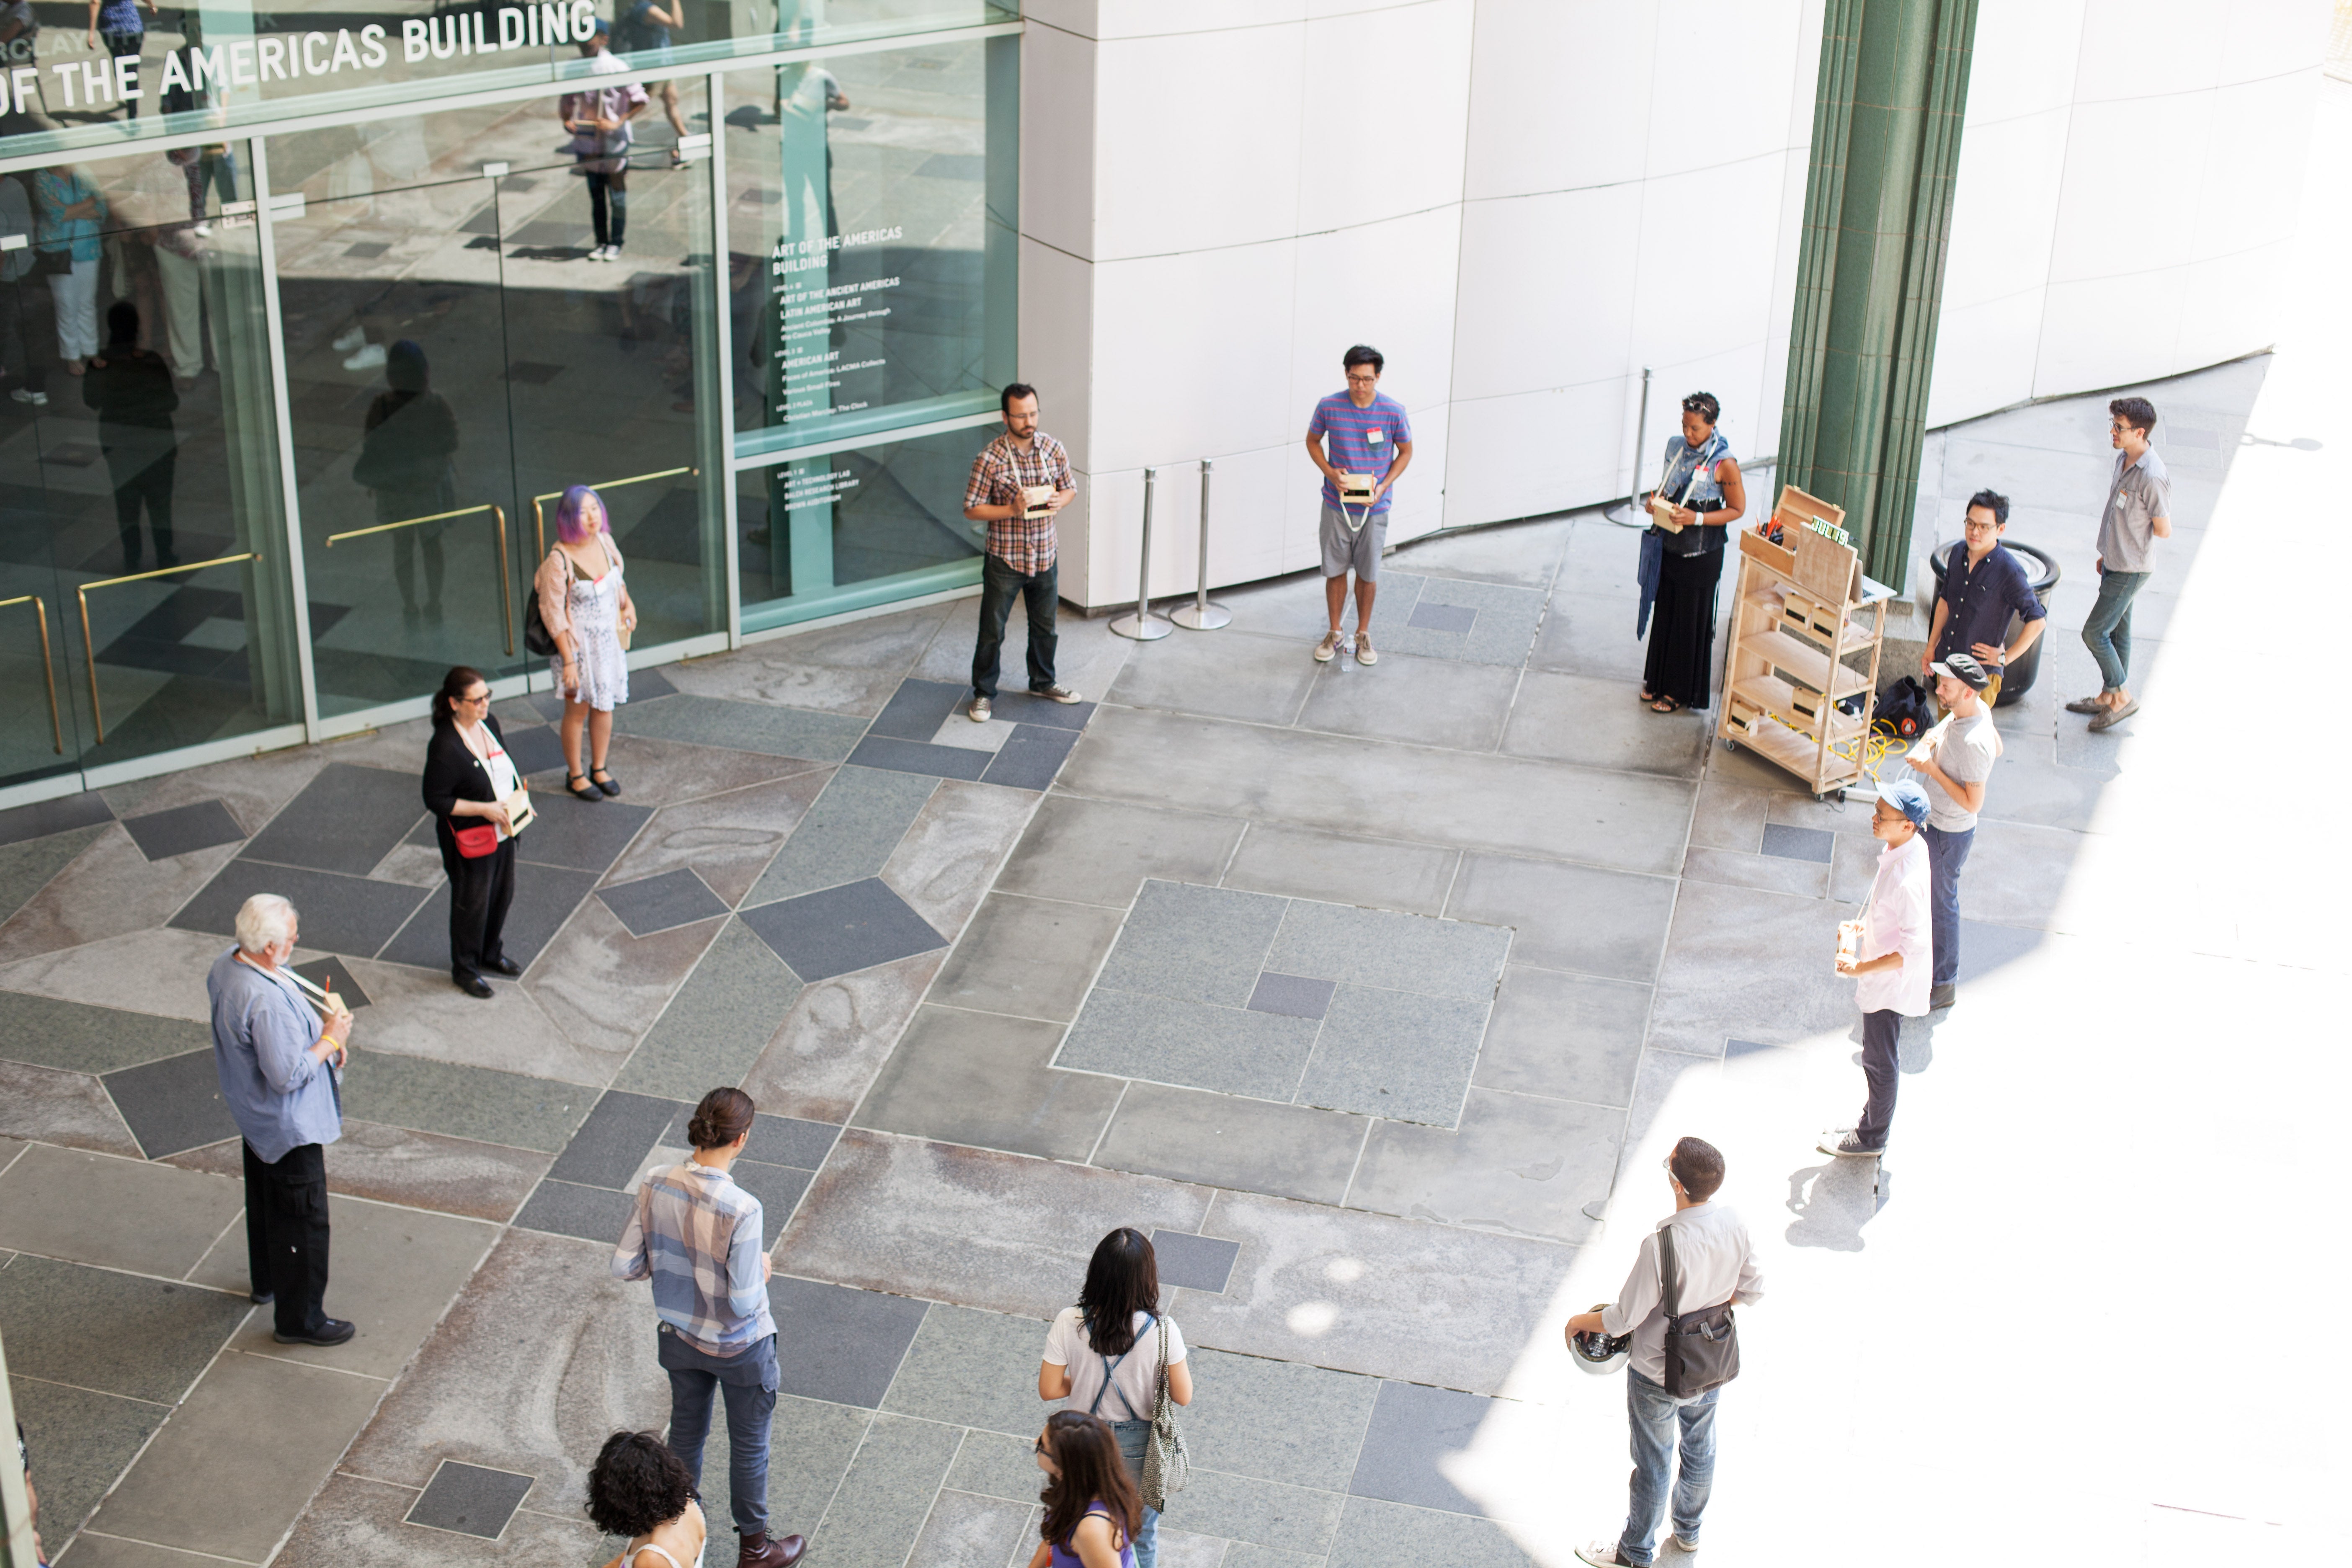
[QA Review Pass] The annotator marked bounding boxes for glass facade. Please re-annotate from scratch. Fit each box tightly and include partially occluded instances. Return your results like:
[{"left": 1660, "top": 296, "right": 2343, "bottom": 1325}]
[{"left": 0, "top": 4, "right": 1015, "bottom": 800}]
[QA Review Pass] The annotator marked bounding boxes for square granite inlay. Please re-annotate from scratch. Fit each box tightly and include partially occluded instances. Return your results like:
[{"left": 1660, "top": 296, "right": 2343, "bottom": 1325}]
[
  {"left": 737, "top": 877, "right": 946, "bottom": 983},
  {"left": 1760, "top": 823, "right": 1836, "bottom": 864},
  {"left": 405, "top": 1460, "right": 535, "bottom": 1539},
  {"left": 598, "top": 867, "right": 730, "bottom": 937},
  {"left": 1407, "top": 602, "right": 1478, "bottom": 634},
  {"left": 240, "top": 763, "right": 424, "bottom": 876},
  {"left": 121, "top": 799, "right": 247, "bottom": 861},
  {"left": 1247, "top": 972, "right": 1335, "bottom": 1020},
  {"left": 1150, "top": 1230, "right": 1240, "bottom": 1293},
  {"left": 103, "top": 1049, "right": 240, "bottom": 1159},
  {"left": 1057, "top": 882, "right": 1511, "bottom": 1129}
]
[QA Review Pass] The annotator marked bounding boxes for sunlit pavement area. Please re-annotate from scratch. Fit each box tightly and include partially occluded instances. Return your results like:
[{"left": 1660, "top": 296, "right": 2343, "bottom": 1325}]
[{"left": 3, "top": 82, "right": 2347, "bottom": 1568}]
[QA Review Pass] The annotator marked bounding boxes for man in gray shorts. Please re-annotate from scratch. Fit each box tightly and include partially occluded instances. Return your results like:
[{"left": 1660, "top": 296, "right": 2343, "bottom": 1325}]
[{"left": 1303, "top": 345, "right": 1414, "bottom": 664}]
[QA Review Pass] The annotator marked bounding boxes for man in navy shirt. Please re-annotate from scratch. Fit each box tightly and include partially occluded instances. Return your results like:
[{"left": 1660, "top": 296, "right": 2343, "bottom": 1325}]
[
  {"left": 1303, "top": 344, "right": 1413, "bottom": 665},
  {"left": 1921, "top": 488, "right": 2044, "bottom": 707}
]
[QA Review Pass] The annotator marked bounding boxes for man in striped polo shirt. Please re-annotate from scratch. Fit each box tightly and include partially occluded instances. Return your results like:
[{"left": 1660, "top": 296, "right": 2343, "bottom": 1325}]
[{"left": 1304, "top": 345, "right": 1413, "bottom": 664}]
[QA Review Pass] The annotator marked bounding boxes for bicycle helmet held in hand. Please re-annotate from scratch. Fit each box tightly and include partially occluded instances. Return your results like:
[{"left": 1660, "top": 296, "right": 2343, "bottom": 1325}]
[{"left": 1571, "top": 1306, "right": 1631, "bottom": 1375}]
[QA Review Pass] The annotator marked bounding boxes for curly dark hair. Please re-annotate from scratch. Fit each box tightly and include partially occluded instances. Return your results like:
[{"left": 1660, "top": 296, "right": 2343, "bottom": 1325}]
[{"left": 586, "top": 1431, "right": 697, "bottom": 1538}]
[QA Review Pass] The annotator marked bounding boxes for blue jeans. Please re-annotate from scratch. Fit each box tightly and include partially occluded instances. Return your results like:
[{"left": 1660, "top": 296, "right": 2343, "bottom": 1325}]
[
  {"left": 2081, "top": 567, "right": 2147, "bottom": 692},
  {"left": 1921, "top": 823, "right": 1973, "bottom": 988},
  {"left": 972, "top": 552, "right": 1058, "bottom": 700},
  {"left": 659, "top": 1326, "right": 778, "bottom": 1536},
  {"left": 1111, "top": 1417, "right": 1161, "bottom": 1568},
  {"left": 1617, "top": 1369, "right": 1720, "bottom": 1566}
]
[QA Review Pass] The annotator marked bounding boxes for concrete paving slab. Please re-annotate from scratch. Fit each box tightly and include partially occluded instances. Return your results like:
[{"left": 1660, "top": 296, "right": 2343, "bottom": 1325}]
[
  {"left": 612, "top": 694, "right": 869, "bottom": 763},
  {"left": 1092, "top": 1081, "right": 1366, "bottom": 1206},
  {"left": 1109, "top": 627, "right": 1320, "bottom": 727},
  {"left": 1344, "top": 1088, "right": 1617, "bottom": 1243},
  {"left": 1160, "top": 1467, "right": 1343, "bottom": 1557},
  {"left": 0, "top": 1254, "right": 246, "bottom": 1403},
  {"left": 1326, "top": 1496, "right": 1532, "bottom": 1567},
  {"left": 1220, "top": 823, "right": 1457, "bottom": 918},
  {"left": 853, "top": 1006, "right": 1122, "bottom": 1164},
  {"left": 617, "top": 918, "right": 805, "bottom": 1101},
  {"left": 992, "top": 796, "right": 1243, "bottom": 911},
  {"left": 598, "top": 770, "right": 831, "bottom": 907},
  {"left": 0, "top": 1143, "right": 242, "bottom": 1277},
  {"left": 0, "top": 1059, "right": 144, "bottom": 1158},
  {"left": 1177, "top": 1347, "right": 1380, "bottom": 1492},
  {"left": 0, "top": 926, "right": 225, "bottom": 1024},
  {"left": 1500, "top": 670, "right": 1709, "bottom": 778},
  {"left": 90, "top": 1349, "right": 386, "bottom": 1562},
  {"left": 1263, "top": 901, "right": 1510, "bottom": 1003},
  {"left": 1297, "top": 652, "right": 1520, "bottom": 752},
  {"left": 744, "top": 765, "right": 940, "bottom": 909},
  {"left": 168, "top": 1122, "right": 551, "bottom": 1225},
  {"left": 338, "top": 1050, "right": 593, "bottom": 1154},
  {"left": 1294, "top": 985, "right": 1489, "bottom": 1126},
  {"left": 268, "top": 1473, "right": 610, "bottom": 1568},
  {"left": 775, "top": 1130, "right": 1211, "bottom": 1323},
  {"left": 1093, "top": 881, "right": 1289, "bottom": 1009},
  {"left": 1471, "top": 968, "right": 1650, "bottom": 1109},
  {"left": 930, "top": 892, "right": 1124, "bottom": 1023},
  {"left": 1389, "top": 517, "right": 1571, "bottom": 589},
  {"left": 1444, "top": 854, "right": 1676, "bottom": 983},
  {"left": 904, "top": 1488, "right": 1033, "bottom": 1568},
  {"left": 740, "top": 950, "right": 945, "bottom": 1125},
  {"left": 1686, "top": 778, "right": 1769, "bottom": 852},
  {"left": 3, "top": 828, "right": 239, "bottom": 967},
  {"left": 804, "top": 1413, "right": 963, "bottom": 1568},
  {"left": 881, "top": 779, "right": 1040, "bottom": 938},
  {"left": 1680, "top": 843, "right": 1831, "bottom": 899},
  {"left": 349, "top": 955, "right": 625, "bottom": 1088},
  {"left": 879, "top": 1302, "right": 1055, "bottom": 1438},
  {"left": 520, "top": 897, "right": 726, "bottom": 1072}
]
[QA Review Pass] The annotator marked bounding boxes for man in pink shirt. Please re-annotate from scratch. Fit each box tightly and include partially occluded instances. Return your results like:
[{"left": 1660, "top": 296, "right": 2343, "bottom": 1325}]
[{"left": 1821, "top": 780, "right": 1932, "bottom": 1157}]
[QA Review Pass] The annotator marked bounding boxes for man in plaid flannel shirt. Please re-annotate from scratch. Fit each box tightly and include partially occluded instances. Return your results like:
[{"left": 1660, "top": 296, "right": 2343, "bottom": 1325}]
[{"left": 960, "top": 383, "right": 1081, "bottom": 721}]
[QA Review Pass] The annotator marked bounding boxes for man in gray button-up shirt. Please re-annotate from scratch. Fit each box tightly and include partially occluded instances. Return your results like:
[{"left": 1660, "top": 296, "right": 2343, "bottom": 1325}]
[
  {"left": 2070, "top": 395, "right": 2171, "bottom": 731},
  {"left": 206, "top": 893, "right": 357, "bottom": 1348}
]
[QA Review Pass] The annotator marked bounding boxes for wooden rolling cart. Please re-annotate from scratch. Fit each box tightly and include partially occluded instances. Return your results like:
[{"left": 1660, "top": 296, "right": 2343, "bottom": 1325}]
[{"left": 1716, "top": 485, "right": 1896, "bottom": 799}]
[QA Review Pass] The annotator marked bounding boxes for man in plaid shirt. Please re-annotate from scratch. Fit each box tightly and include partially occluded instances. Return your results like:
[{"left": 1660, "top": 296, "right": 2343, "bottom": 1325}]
[{"left": 960, "top": 383, "right": 1081, "bottom": 720}]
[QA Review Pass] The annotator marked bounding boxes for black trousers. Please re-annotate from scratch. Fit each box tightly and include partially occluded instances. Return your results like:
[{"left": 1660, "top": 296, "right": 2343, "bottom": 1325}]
[
  {"left": 587, "top": 170, "right": 629, "bottom": 247},
  {"left": 971, "top": 552, "right": 1057, "bottom": 700},
  {"left": 108, "top": 447, "right": 177, "bottom": 568},
  {"left": 1855, "top": 1008, "right": 1902, "bottom": 1150},
  {"left": 1641, "top": 542, "right": 1726, "bottom": 708},
  {"left": 242, "top": 1140, "right": 330, "bottom": 1336},
  {"left": 444, "top": 836, "right": 516, "bottom": 982}
]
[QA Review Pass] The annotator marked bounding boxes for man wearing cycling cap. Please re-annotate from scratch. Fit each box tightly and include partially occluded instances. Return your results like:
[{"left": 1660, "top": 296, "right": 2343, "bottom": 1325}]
[{"left": 1821, "top": 779, "right": 1932, "bottom": 1157}]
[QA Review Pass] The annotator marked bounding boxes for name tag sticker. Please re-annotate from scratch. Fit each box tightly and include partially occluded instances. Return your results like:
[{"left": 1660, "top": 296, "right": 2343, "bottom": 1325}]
[{"left": 1366, "top": 429, "right": 1384, "bottom": 445}]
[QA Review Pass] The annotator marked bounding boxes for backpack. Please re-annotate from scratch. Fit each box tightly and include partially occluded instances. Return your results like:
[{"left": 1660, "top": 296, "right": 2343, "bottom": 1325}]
[{"left": 1873, "top": 675, "right": 1932, "bottom": 740}]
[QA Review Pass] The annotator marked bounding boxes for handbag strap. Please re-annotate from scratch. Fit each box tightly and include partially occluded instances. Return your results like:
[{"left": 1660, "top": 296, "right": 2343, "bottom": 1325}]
[
  {"left": 1658, "top": 1223, "right": 1681, "bottom": 1325},
  {"left": 1151, "top": 1315, "right": 1173, "bottom": 1413},
  {"left": 1673, "top": 433, "right": 1725, "bottom": 507}
]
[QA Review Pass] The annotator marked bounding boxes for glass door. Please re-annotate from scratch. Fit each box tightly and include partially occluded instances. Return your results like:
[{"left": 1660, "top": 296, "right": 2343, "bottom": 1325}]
[
  {"left": 0, "top": 142, "right": 302, "bottom": 792},
  {"left": 269, "top": 82, "right": 718, "bottom": 726}
]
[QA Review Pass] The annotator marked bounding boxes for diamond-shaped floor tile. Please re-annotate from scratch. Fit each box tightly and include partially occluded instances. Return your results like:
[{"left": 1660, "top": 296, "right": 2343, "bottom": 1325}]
[{"left": 736, "top": 877, "right": 946, "bottom": 983}]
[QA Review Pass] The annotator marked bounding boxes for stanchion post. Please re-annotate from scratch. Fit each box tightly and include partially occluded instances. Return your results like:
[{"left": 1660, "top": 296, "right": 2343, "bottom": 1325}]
[
  {"left": 1604, "top": 366, "right": 1653, "bottom": 528},
  {"left": 1170, "top": 456, "right": 1230, "bottom": 631},
  {"left": 1109, "top": 466, "right": 1174, "bottom": 641}
]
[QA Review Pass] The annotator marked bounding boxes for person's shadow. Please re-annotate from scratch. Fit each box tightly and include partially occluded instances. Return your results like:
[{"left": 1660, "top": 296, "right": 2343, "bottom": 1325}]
[{"left": 1785, "top": 1156, "right": 1889, "bottom": 1251}]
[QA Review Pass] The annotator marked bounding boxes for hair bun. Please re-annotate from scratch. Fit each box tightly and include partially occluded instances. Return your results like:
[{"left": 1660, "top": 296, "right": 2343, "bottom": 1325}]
[{"left": 686, "top": 1087, "right": 755, "bottom": 1151}]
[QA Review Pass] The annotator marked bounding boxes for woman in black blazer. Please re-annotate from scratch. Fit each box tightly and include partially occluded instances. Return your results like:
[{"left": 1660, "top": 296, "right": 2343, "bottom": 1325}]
[{"left": 421, "top": 665, "right": 523, "bottom": 997}]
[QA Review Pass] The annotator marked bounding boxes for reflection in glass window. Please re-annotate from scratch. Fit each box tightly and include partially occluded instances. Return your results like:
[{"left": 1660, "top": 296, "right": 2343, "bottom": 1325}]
[
  {"left": 725, "top": 35, "right": 1014, "bottom": 451},
  {"left": 736, "top": 422, "right": 988, "bottom": 620},
  {"left": 0, "top": 141, "right": 299, "bottom": 785}
]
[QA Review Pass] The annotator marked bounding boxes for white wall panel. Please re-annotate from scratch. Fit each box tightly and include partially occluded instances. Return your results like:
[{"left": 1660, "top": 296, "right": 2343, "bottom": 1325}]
[
  {"left": 1019, "top": 236, "right": 1098, "bottom": 471},
  {"left": 2195, "top": 72, "right": 2318, "bottom": 258},
  {"left": 1381, "top": 402, "right": 1451, "bottom": 543},
  {"left": 1964, "top": 0, "right": 2086, "bottom": 124},
  {"left": 1450, "top": 184, "right": 1643, "bottom": 400},
  {"left": 1090, "top": 1, "right": 1308, "bottom": 40},
  {"left": 1021, "top": 22, "right": 1098, "bottom": 262},
  {"left": 1093, "top": 24, "right": 1305, "bottom": 260},
  {"left": 1462, "top": 0, "right": 1658, "bottom": 200},
  {"left": 1629, "top": 157, "right": 1784, "bottom": 382},
  {"left": 2070, "top": 0, "right": 2231, "bottom": 102},
  {"left": 1287, "top": 206, "right": 1463, "bottom": 423},
  {"left": 2218, "top": 0, "right": 2332, "bottom": 84},
  {"left": 1940, "top": 106, "right": 2069, "bottom": 310},
  {"left": 1296, "top": 0, "right": 1475, "bottom": 235},
  {"left": 1645, "top": 1, "right": 1805, "bottom": 178},
  {"left": 1923, "top": 291, "right": 2044, "bottom": 428},
  {"left": 2173, "top": 242, "right": 2289, "bottom": 373},
  {"left": 2034, "top": 267, "right": 2189, "bottom": 397},
  {"left": 1088, "top": 239, "right": 1300, "bottom": 473},
  {"left": 1444, "top": 380, "right": 1628, "bottom": 529}
]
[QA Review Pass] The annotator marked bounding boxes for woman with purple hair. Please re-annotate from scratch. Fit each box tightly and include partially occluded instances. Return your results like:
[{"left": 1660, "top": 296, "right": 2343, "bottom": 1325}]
[{"left": 534, "top": 485, "right": 637, "bottom": 801}]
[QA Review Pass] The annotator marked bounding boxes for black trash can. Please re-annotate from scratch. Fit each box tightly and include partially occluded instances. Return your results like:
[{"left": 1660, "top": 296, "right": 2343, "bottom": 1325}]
[{"left": 1927, "top": 540, "right": 2060, "bottom": 707}]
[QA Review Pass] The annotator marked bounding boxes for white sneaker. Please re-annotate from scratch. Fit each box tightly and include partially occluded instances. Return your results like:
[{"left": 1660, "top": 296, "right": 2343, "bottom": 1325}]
[
  {"left": 1671, "top": 1534, "right": 1700, "bottom": 1553},
  {"left": 342, "top": 342, "right": 386, "bottom": 371},
  {"left": 1576, "top": 1542, "right": 1633, "bottom": 1566},
  {"left": 10, "top": 387, "right": 46, "bottom": 406},
  {"left": 331, "top": 324, "right": 366, "bottom": 352}
]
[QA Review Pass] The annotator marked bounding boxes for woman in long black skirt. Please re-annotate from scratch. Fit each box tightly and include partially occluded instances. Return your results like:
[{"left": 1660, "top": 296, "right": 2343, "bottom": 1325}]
[{"left": 1639, "top": 392, "right": 1747, "bottom": 713}]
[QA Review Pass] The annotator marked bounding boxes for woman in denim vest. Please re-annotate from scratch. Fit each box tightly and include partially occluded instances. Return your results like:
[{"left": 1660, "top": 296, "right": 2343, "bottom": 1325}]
[{"left": 1638, "top": 392, "right": 1747, "bottom": 713}]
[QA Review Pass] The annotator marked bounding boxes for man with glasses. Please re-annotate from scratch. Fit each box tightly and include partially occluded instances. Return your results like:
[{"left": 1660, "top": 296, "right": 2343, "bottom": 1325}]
[
  {"left": 1567, "top": 1137, "right": 1764, "bottom": 1567},
  {"left": 1921, "top": 488, "right": 2044, "bottom": 708},
  {"left": 1304, "top": 344, "right": 1413, "bottom": 665},
  {"left": 2071, "top": 397, "right": 2170, "bottom": 731},
  {"left": 1821, "top": 780, "right": 1933, "bottom": 1158},
  {"left": 962, "top": 382, "right": 1081, "bottom": 722}
]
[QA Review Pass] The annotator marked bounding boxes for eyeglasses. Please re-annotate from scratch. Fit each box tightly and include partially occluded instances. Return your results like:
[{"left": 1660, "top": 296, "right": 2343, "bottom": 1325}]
[
  {"left": 459, "top": 692, "right": 490, "bottom": 705},
  {"left": 1345, "top": 373, "right": 1377, "bottom": 384},
  {"left": 1034, "top": 1437, "right": 1049, "bottom": 1456}
]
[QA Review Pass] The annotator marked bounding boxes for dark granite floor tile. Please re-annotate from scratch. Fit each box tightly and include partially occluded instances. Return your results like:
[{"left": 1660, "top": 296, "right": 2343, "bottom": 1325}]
[
  {"left": 239, "top": 762, "right": 424, "bottom": 876},
  {"left": 341, "top": 1052, "right": 592, "bottom": 1153},
  {"left": 616, "top": 919, "right": 804, "bottom": 1102},
  {"left": 0, "top": 1254, "right": 248, "bottom": 1403},
  {"left": 0, "top": 991, "right": 211, "bottom": 1075},
  {"left": 1248, "top": 972, "right": 1335, "bottom": 1020},
  {"left": 0, "top": 792, "right": 114, "bottom": 847},
  {"left": 101, "top": 1049, "right": 239, "bottom": 1159},
  {"left": 870, "top": 678, "right": 970, "bottom": 741},
  {"left": 513, "top": 792, "right": 655, "bottom": 874},
  {"left": 737, "top": 877, "right": 946, "bottom": 983},
  {"left": 546, "top": 1089, "right": 686, "bottom": 1188},
  {"left": 598, "top": 867, "right": 730, "bottom": 937},
  {"left": 8, "top": 1374, "right": 168, "bottom": 1547},
  {"left": 1408, "top": 601, "right": 1477, "bottom": 633},
  {"left": 979, "top": 724, "right": 1080, "bottom": 790},
  {"left": 374, "top": 864, "right": 600, "bottom": 971},
  {"left": 1093, "top": 881, "right": 1290, "bottom": 1008},
  {"left": 406, "top": 1460, "right": 534, "bottom": 1539},
  {"left": 170, "top": 859, "right": 430, "bottom": 960},
  {"left": 1760, "top": 822, "right": 1836, "bottom": 863},
  {"left": 1150, "top": 1230, "right": 1240, "bottom": 1293},
  {"left": 769, "top": 1274, "right": 928, "bottom": 1407},
  {"left": 500, "top": 723, "right": 568, "bottom": 777},
  {"left": 1348, "top": 1381, "right": 1493, "bottom": 1515},
  {"left": 688, "top": 1111, "right": 840, "bottom": 1168},
  {"left": 1294, "top": 984, "right": 1491, "bottom": 1127},
  {"left": 511, "top": 1178, "right": 638, "bottom": 1241},
  {"left": 988, "top": 689, "right": 1096, "bottom": 730},
  {"left": 727, "top": 1157, "right": 814, "bottom": 1221},
  {"left": 290, "top": 955, "right": 371, "bottom": 1008},
  {"left": 845, "top": 735, "right": 993, "bottom": 782},
  {"left": 120, "top": 799, "right": 246, "bottom": 861}
]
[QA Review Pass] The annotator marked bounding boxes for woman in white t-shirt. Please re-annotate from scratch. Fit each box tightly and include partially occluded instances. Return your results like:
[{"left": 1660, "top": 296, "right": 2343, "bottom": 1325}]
[{"left": 1038, "top": 1228, "right": 1194, "bottom": 1568}]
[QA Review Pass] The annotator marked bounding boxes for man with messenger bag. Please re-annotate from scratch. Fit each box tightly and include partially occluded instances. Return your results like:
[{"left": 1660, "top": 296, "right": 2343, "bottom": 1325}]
[{"left": 1566, "top": 1136, "right": 1763, "bottom": 1566}]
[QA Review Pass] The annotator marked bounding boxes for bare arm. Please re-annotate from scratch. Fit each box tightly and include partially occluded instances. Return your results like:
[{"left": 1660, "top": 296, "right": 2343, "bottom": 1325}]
[
  {"left": 2150, "top": 513, "right": 2171, "bottom": 539},
  {"left": 1908, "top": 748, "right": 1984, "bottom": 815},
  {"left": 1168, "top": 1358, "right": 1193, "bottom": 1406},
  {"left": 1038, "top": 1359, "right": 1072, "bottom": 1401},
  {"left": 1996, "top": 614, "right": 2046, "bottom": 666},
  {"left": 1673, "top": 458, "right": 1746, "bottom": 529},
  {"left": 1922, "top": 597, "right": 1950, "bottom": 677}
]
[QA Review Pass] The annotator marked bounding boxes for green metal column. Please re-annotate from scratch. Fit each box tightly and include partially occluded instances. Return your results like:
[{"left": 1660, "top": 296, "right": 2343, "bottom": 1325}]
[{"left": 1778, "top": 0, "right": 1979, "bottom": 585}]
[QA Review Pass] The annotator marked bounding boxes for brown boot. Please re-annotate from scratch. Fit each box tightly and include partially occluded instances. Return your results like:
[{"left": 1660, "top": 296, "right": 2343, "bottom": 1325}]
[{"left": 736, "top": 1532, "right": 806, "bottom": 1568}]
